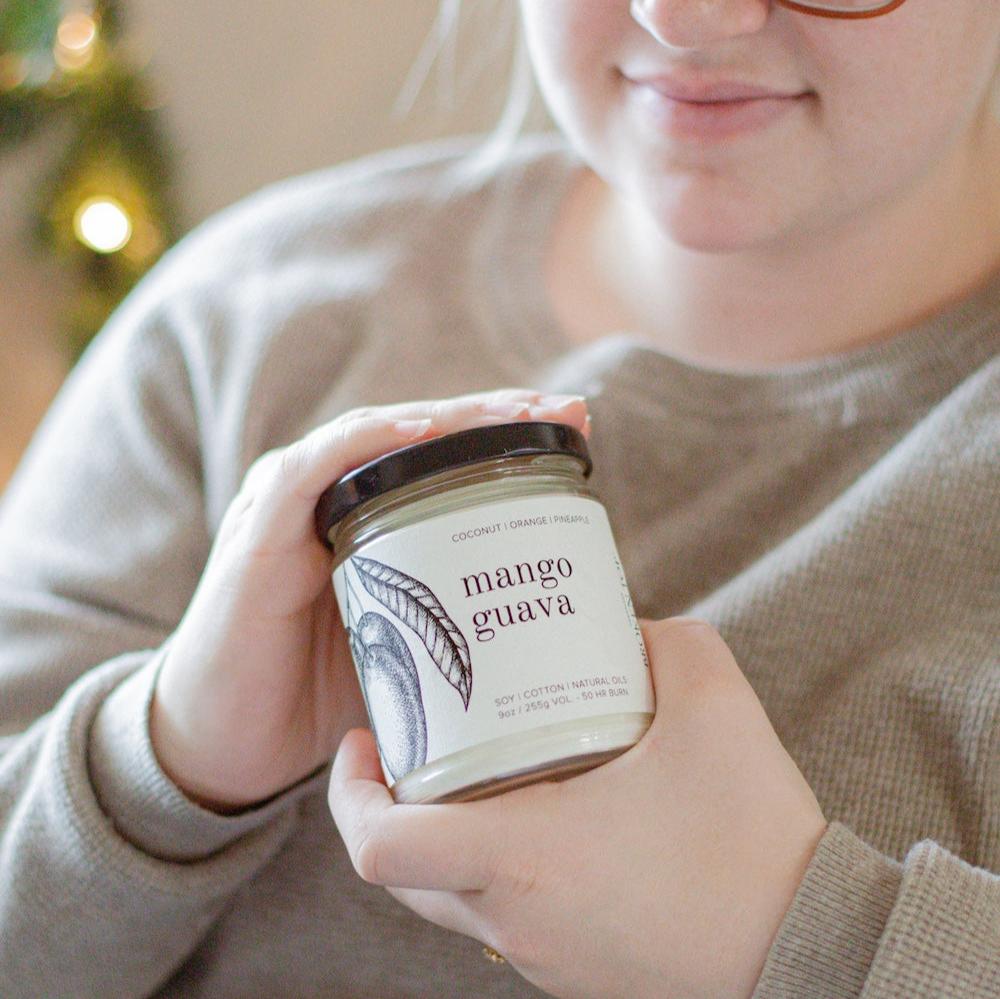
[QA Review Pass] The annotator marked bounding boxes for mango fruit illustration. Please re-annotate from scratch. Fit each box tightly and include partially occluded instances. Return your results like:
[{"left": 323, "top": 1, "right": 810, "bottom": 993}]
[{"left": 352, "top": 613, "right": 428, "bottom": 781}]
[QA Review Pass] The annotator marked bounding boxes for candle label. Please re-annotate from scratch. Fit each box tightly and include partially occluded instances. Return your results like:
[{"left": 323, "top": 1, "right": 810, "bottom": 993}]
[{"left": 332, "top": 494, "right": 653, "bottom": 788}]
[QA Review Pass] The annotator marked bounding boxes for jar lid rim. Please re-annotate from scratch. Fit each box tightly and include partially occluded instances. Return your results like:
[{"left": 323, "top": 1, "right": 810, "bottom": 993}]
[{"left": 314, "top": 420, "right": 592, "bottom": 545}]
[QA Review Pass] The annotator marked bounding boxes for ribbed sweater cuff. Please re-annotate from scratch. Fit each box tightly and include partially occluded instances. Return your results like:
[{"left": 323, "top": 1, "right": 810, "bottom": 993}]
[
  {"left": 752, "top": 821, "right": 902, "bottom": 998},
  {"left": 753, "top": 821, "right": 1000, "bottom": 998},
  {"left": 88, "top": 647, "right": 331, "bottom": 862}
]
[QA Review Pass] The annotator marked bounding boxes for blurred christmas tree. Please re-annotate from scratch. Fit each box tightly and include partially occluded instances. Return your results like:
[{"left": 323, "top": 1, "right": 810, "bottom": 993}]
[{"left": 0, "top": 0, "right": 182, "bottom": 362}]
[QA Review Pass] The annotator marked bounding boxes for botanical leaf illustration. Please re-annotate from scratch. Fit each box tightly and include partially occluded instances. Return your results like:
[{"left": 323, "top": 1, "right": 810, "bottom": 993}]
[{"left": 351, "top": 555, "right": 472, "bottom": 709}]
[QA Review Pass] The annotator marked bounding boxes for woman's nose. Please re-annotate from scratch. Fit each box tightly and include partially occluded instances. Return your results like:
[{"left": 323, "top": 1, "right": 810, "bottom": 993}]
[{"left": 629, "top": 0, "right": 770, "bottom": 48}]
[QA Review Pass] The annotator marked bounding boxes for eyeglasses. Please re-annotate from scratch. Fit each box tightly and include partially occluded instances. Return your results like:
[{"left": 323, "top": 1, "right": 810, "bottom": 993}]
[{"left": 776, "top": 0, "right": 907, "bottom": 18}]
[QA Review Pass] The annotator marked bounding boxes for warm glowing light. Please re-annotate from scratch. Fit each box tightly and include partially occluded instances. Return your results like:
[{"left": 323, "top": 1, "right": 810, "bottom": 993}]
[
  {"left": 73, "top": 197, "right": 133, "bottom": 253},
  {"left": 58, "top": 13, "right": 98, "bottom": 51},
  {"left": 54, "top": 12, "right": 98, "bottom": 71},
  {"left": 0, "top": 54, "right": 28, "bottom": 91}
]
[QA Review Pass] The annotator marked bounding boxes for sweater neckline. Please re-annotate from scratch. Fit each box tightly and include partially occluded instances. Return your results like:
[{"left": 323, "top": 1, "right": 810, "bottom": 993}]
[{"left": 481, "top": 132, "right": 1000, "bottom": 423}]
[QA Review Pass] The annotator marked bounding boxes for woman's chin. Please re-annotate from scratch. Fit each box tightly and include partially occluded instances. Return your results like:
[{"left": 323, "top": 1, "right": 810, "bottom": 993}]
[
  {"left": 651, "top": 192, "right": 795, "bottom": 254},
  {"left": 628, "top": 171, "right": 805, "bottom": 255}
]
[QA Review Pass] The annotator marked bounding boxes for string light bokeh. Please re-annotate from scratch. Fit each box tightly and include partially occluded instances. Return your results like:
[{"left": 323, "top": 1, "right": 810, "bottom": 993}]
[{"left": 0, "top": 0, "right": 180, "bottom": 361}]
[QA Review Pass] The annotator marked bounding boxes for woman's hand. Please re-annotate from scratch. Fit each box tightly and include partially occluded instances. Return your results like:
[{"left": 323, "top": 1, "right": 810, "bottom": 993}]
[
  {"left": 149, "top": 388, "right": 590, "bottom": 813},
  {"left": 329, "top": 617, "right": 829, "bottom": 999}
]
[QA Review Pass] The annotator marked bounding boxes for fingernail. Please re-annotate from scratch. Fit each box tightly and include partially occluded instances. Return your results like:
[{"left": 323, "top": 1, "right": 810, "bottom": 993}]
[
  {"left": 394, "top": 418, "right": 433, "bottom": 436},
  {"left": 537, "top": 393, "right": 587, "bottom": 409},
  {"left": 486, "top": 402, "right": 532, "bottom": 418}
]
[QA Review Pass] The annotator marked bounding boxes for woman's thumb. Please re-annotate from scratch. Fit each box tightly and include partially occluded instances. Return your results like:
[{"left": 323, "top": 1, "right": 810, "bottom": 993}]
[{"left": 638, "top": 616, "right": 745, "bottom": 729}]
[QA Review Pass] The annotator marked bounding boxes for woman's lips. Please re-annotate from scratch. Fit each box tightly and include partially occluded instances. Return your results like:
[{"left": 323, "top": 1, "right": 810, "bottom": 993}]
[{"left": 623, "top": 77, "right": 811, "bottom": 142}]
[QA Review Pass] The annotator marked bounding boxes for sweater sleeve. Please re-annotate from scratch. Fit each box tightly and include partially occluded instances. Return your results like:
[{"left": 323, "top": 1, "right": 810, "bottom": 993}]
[
  {"left": 751, "top": 821, "right": 1000, "bottom": 999},
  {"left": 0, "top": 278, "right": 325, "bottom": 998}
]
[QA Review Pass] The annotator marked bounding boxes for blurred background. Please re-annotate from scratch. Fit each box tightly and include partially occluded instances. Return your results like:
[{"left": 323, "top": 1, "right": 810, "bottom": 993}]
[{"left": 1, "top": 0, "right": 534, "bottom": 493}]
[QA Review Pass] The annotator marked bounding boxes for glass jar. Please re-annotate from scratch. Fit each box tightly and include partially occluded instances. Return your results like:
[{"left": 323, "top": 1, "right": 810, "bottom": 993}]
[{"left": 314, "top": 420, "right": 654, "bottom": 804}]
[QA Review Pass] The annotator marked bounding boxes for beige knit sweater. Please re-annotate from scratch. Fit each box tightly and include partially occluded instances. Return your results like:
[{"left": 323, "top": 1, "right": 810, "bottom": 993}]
[{"left": 1, "top": 132, "right": 998, "bottom": 998}]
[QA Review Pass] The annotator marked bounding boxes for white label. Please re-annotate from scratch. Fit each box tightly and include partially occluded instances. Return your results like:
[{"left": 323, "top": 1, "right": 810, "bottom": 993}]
[{"left": 331, "top": 494, "right": 653, "bottom": 788}]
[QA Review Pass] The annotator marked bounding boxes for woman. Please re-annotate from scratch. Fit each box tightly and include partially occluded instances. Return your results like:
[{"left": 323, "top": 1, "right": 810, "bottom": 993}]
[{"left": 1, "top": 1, "right": 997, "bottom": 996}]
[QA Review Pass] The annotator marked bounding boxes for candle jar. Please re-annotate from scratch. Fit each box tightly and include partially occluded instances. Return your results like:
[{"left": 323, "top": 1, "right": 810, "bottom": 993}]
[{"left": 314, "top": 420, "right": 654, "bottom": 804}]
